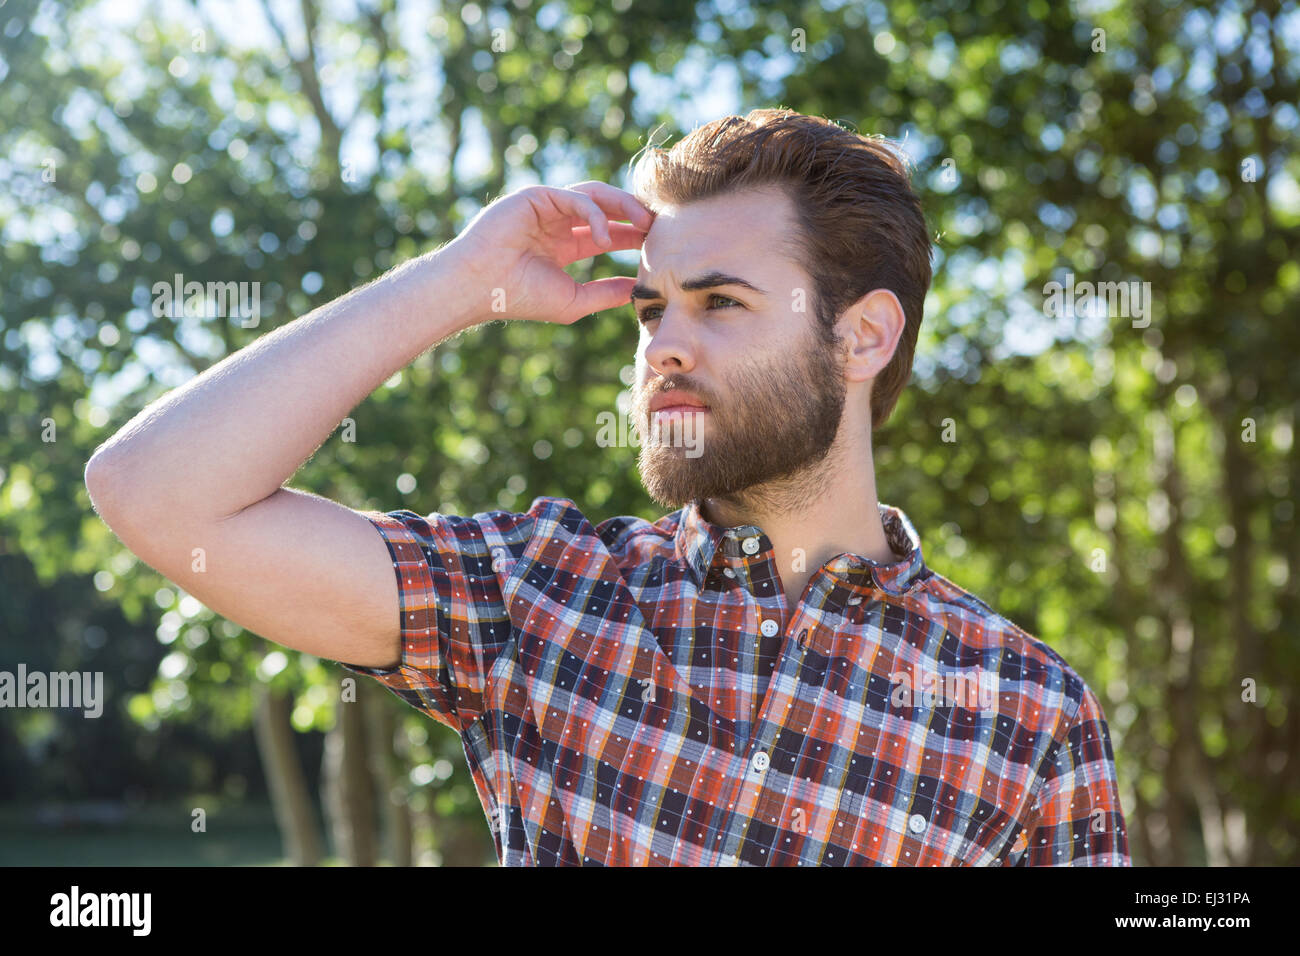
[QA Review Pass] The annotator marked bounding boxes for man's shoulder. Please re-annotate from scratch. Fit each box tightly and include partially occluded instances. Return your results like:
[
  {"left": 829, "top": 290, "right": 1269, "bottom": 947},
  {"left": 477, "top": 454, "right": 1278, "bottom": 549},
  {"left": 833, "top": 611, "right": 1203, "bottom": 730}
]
[
  {"left": 377, "top": 496, "right": 681, "bottom": 562},
  {"left": 369, "top": 495, "right": 583, "bottom": 547},
  {"left": 480, "top": 496, "right": 679, "bottom": 553},
  {"left": 589, "top": 502, "right": 683, "bottom": 567},
  {"left": 917, "top": 569, "right": 1097, "bottom": 713}
]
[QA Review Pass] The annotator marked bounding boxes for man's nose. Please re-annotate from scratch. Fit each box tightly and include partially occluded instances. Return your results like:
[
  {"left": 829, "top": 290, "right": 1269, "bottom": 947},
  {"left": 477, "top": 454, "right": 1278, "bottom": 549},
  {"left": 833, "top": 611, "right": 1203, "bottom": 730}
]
[{"left": 642, "top": 308, "right": 697, "bottom": 375}]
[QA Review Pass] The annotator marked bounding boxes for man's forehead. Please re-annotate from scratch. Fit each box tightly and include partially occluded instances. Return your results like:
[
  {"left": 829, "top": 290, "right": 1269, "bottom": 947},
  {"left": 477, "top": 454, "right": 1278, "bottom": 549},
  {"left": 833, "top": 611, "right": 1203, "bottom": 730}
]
[{"left": 637, "top": 188, "right": 802, "bottom": 280}]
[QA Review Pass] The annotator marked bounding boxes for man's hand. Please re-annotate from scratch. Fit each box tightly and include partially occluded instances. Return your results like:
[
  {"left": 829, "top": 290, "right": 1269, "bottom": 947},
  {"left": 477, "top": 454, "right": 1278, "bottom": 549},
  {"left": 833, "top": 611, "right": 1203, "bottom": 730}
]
[
  {"left": 84, "top": 182, "right": 656, "bottom": 668},
  {"left": 446, "top": 181, "right": 655, "bottom": 326}
]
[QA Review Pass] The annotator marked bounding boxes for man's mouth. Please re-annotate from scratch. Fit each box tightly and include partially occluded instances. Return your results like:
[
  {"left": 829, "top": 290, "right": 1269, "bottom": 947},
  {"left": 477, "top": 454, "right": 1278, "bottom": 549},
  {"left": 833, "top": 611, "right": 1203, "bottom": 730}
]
[
  {"left": 652, "top": 405, "right": 710, "bottom": 416},
  {"left": 648, "top": 386, "right": 710, "bottom": 414}
]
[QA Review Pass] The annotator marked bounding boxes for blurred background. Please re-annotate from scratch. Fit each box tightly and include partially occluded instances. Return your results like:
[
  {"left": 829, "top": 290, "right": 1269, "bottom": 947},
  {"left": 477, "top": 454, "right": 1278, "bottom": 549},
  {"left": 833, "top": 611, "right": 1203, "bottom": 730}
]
[{"left": 1, "top": 0, "right": 1296, "bottom": 866}]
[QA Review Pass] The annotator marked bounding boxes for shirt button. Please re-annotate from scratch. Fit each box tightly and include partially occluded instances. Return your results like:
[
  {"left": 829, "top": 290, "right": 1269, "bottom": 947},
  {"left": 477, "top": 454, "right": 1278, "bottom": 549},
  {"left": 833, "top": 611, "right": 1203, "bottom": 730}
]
[
  {"left": 759, "top": 618, "right": 779, "bottom": 638},
  {"left": 908, "top": 813, "right": 927, "bottom": 834},
  {"left": 741, "top": 536, "right": 760, "bottom": 555},
  {"left": 751, "top": 751, "right": 769, "bottom": 773},
  {"left": 723, "top": 567, "right": 736, "bottom": 578},
  {"left": 720, "top": 853, "right": 739, "bottom": 866}
]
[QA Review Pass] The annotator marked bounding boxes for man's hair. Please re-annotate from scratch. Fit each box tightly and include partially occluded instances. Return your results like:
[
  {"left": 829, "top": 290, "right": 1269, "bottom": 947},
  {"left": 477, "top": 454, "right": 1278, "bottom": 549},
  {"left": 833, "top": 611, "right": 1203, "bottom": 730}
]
[{"left": 631, "top": 108, "right": 932, "bottom": 429}]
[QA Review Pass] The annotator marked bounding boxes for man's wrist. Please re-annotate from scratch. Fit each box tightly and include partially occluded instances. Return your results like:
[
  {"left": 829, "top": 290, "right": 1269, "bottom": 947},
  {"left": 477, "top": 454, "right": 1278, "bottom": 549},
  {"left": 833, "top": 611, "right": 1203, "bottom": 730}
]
[{"left": 402, "top": 240, "right": 492, "bottom": 337}]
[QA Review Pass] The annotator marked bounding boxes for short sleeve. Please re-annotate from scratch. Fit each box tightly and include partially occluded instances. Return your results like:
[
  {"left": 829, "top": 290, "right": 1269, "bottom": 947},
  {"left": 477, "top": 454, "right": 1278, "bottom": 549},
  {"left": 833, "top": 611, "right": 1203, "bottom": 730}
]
[
  {"left": 1013, "top": 684, "right": 1131, "bottom": 866},
  {"left": 336, "top": 503, "right": 540, "bottom": 735}
]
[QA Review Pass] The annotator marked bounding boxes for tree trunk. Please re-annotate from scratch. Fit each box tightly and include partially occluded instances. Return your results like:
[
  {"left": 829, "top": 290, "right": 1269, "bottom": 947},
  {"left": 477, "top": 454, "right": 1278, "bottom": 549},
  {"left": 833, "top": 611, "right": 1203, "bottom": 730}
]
[
  {"left": 252, "top": 685, "right": 323, "bottom": 866},
  {"left": 322, "top": 682, "right": 378, "bottom": 865},
  {"left": 364, "top": 683, "right": 413, "bottom": 865},
  {"left": 1108, "top": 465, "right": 1154, "bottom": 866}
]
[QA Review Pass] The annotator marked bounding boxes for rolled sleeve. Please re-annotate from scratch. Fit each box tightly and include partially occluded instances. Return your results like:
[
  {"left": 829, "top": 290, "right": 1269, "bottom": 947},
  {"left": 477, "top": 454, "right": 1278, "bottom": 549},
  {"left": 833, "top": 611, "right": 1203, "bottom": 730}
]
[
  {"left": 337, "top": 505, "right": 537, "bottom": 734},
  {"left": 1015, "top": 684, "right": 1131, "bottom": 866}
]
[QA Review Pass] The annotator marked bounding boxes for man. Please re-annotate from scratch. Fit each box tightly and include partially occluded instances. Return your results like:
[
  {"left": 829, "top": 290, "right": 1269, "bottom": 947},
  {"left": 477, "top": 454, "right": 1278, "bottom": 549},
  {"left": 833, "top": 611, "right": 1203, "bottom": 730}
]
[{"left": 85, "top": 108, "right": 1130, "bottom": 866}]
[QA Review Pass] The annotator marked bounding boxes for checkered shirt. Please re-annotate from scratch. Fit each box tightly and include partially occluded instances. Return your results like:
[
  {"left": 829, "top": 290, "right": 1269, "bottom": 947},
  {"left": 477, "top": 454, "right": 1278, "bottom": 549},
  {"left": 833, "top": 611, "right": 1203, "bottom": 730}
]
[{"left": 339, "top": 495, "right": 1130, "bottom": 866}]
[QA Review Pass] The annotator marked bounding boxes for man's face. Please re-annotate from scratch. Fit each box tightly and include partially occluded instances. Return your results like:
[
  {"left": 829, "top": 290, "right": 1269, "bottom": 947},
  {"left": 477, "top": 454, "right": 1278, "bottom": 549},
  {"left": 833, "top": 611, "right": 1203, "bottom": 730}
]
[{"left": 628, "top": 185, "right": 848, "bottom": 510}]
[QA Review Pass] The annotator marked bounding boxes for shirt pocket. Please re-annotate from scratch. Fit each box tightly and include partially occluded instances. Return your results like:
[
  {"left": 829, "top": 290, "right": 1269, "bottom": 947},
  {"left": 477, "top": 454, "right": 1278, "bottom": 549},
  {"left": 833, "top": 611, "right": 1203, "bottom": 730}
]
[{"left": 953, "top": 803, "right": 1024, "bottom": 866}]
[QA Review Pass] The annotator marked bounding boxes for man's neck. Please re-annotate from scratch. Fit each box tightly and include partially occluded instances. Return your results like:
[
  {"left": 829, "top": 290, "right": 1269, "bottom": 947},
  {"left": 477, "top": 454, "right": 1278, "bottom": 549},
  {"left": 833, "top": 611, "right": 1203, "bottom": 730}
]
[{"left": 699, "top": 438, "right": 895, "bottom": 608}]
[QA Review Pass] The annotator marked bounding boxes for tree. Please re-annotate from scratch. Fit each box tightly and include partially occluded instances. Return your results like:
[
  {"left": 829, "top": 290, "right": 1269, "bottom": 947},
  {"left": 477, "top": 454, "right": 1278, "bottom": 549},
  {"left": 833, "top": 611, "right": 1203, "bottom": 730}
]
[{"left": 2, "top": 0, "right": 1295, "bottom": 865}]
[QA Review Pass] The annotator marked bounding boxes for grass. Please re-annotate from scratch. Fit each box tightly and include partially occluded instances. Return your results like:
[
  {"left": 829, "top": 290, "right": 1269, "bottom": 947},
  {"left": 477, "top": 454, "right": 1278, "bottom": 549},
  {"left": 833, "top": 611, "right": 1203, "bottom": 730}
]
[{"left": 0, "top": 799, "right": 289, "bottom": 866}]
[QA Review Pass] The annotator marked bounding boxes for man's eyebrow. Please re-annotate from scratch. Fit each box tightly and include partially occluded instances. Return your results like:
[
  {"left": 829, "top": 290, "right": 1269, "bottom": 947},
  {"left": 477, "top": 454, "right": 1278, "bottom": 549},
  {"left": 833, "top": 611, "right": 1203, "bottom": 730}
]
[{"left": 629, "top": 271, "right": 770, "bottom": 301}]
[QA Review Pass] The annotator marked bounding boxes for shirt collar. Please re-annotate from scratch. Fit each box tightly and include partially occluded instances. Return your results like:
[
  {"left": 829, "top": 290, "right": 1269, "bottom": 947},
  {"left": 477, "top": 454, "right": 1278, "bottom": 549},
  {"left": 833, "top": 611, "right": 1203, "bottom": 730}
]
[{"left": 672, "top": 498, "right": 929, "bottom": 597}]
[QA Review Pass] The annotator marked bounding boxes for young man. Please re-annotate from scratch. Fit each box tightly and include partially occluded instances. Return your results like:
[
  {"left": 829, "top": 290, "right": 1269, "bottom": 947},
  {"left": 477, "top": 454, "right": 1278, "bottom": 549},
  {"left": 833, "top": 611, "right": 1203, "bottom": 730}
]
[{"left": 86, "top": 109, "right": 1130, "bottom": 866}]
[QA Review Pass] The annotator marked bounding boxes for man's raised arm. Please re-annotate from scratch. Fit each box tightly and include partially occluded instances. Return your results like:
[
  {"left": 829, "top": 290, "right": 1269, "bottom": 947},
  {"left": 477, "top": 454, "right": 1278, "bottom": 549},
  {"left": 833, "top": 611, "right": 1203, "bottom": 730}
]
[{"left": 83, "top": 183, "right": 653, "bottom": 668}]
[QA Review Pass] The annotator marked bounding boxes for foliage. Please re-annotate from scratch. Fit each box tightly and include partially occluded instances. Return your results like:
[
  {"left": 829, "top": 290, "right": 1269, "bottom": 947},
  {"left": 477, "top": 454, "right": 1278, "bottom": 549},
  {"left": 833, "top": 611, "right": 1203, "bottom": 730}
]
[{"left": 1, "top": 0, "right": 1296, "bottom": 864}]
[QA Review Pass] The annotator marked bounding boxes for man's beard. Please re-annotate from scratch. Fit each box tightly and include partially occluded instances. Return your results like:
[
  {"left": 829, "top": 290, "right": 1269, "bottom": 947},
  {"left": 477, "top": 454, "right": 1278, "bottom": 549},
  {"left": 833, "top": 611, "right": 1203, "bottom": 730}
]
[{"left": 630, "top": 319, "right": 848, "bottom": 513}]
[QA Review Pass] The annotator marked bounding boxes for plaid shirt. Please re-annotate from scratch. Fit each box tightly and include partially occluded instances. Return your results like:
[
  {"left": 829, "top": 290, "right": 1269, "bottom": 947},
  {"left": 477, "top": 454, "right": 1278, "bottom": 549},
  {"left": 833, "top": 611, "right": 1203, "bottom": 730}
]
[{"left": 340, "top": 495, "right": 1130, "bottom": 866}]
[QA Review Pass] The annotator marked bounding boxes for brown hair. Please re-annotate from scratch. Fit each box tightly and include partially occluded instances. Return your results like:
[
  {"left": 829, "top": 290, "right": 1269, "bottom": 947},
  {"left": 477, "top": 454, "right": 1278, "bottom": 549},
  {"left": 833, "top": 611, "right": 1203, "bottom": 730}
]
[{"left": 631, "top": 108, "right": 932, "bottom": 429}]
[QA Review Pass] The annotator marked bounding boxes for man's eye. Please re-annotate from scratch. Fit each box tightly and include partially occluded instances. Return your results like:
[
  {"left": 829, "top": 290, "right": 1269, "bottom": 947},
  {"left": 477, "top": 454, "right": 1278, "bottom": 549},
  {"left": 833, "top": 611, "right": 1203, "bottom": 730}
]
[{"left": 637, "top": 295, "right": 740, "bottom": 324}]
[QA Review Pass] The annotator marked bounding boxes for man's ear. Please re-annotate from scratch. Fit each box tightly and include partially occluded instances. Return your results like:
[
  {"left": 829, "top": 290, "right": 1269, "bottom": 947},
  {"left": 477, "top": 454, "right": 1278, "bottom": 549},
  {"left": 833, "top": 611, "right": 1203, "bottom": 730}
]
[{"left": 840, "top": 288, "right": 906, "bottom": 385}]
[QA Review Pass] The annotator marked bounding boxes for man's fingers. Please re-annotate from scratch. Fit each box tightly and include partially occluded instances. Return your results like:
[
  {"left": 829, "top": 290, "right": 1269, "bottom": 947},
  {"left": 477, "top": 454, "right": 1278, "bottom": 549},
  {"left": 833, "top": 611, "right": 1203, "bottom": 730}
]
[
  {"left": 566, "top": 222, "right": 648, "bottom": 262},
  {"left": 559, "top": 275, "right": 638, "bottom": 324},
  {"left": 543, "top": 188, "right": 611, "bottom": 246},
  {"left": 565, "top": 181, "right": 656, "bottom": 231}
]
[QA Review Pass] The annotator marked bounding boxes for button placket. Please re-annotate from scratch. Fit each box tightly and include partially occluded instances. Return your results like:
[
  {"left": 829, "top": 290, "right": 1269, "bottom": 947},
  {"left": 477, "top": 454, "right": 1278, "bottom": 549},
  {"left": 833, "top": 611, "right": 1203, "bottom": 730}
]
[
  {"left": 715, "top": 737, "right": 773, "bottom": 864},
  {"left": 717, "top": 533, "right": 810, "bottom": 865},
  {"left": 716, "top": 651, "right": 790, "bottom": 862},
  {"left": 729, "top": 574, "right": 887, "bottom": 865}
]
